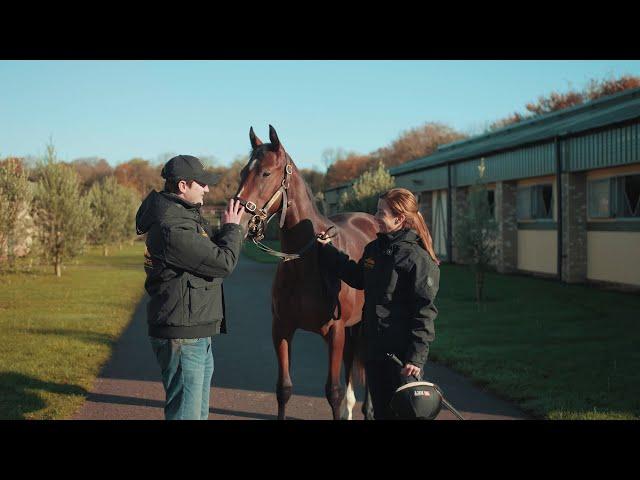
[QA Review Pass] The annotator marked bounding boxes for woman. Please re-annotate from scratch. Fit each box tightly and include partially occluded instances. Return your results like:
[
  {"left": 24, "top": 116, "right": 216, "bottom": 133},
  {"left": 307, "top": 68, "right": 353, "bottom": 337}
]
[{"left": 317, "top": 188, "right": 440, "bottom": 420}]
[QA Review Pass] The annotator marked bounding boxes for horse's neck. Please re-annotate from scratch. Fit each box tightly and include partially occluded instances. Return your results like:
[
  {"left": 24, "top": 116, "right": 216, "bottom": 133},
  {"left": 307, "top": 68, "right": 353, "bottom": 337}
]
[{"left": 282, "top": 168, "right": 331, "bottom": 234}]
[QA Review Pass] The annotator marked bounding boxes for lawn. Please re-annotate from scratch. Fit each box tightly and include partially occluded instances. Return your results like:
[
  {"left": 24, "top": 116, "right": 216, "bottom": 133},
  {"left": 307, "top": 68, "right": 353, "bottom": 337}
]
[
  {"left": 244, "top": 240, "right": 640, "bottom": 419},
  {"left": 0, "top": 243, "right": 146, "bottom": 419}
]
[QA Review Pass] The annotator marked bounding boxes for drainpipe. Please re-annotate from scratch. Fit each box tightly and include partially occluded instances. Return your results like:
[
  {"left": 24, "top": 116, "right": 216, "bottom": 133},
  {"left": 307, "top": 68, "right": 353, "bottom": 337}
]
[
  {"left": 555, "top": 137, "right": 563, "bottom": 281},
  {"left": 447, "top": 162, "right": 453, "bottom": 263}
]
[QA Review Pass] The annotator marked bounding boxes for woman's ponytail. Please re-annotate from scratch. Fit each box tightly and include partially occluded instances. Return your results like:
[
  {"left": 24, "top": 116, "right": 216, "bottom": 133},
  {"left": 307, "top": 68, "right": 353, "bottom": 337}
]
[{"left": 381, "top": 188, "right": 439, "bottom": 264}]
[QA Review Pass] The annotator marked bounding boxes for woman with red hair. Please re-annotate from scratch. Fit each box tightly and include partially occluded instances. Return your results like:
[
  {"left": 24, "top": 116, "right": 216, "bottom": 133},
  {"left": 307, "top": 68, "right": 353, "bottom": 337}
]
[{"left": 318, "top": 188, "right": 440, "bottom": 420}]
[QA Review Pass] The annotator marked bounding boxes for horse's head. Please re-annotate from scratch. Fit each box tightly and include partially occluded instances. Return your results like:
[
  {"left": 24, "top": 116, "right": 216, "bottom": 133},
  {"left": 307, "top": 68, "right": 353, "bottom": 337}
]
[{"left": 235, "top": 125, "right": 294, "bottom": 239}]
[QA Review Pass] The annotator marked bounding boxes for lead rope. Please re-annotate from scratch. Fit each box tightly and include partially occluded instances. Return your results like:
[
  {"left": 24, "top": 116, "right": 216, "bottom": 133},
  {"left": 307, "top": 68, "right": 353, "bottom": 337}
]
[{"left": 251, "top": 225, "right": 338, "bottom": 262}]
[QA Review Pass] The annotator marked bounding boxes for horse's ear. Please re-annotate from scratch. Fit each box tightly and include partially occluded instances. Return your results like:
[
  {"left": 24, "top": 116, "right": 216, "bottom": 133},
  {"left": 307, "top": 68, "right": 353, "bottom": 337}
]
[
  {"left": 269, "top": 124, "right": 281, "bottom": 151},
  {"left": 249, "top": 126, "right": 263, "bottom": 150}
]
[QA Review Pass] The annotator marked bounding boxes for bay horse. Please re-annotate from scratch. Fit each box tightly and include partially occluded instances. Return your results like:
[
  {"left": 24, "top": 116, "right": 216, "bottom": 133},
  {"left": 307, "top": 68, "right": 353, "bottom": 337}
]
[{"left": 234, "top": 125, "right": 378, "bottom": 420}]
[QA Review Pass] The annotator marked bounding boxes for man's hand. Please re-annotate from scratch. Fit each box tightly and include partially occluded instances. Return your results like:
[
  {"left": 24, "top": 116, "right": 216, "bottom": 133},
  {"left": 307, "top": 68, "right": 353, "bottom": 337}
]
[
  {"left": 401, "top": 364, "right": 421, "bottom": 378},
  {"left": 223, "top": 198, "right": 245, "bottom": 225}
]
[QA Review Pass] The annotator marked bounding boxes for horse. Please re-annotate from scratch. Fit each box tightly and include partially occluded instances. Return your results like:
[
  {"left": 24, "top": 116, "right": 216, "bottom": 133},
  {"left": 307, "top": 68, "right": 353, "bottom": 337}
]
[{"left": 234, "top": 125, "right": 379, "bottom": 420}]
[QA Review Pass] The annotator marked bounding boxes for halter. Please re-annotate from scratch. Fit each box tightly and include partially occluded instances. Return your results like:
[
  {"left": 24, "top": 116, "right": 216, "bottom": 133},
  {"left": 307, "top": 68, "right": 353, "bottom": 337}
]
[
  {"left": 235, "top": 154, "right": 337, "bottom": 262},
  {"left": 236, "top": 155, "right": 293, "bottom": 241}
]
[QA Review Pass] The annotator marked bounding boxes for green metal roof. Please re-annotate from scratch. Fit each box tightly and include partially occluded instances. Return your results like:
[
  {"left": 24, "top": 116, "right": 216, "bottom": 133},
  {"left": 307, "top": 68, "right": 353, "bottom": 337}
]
[{"left": 390, "top": 87, "right": 640, "bottom": 176}]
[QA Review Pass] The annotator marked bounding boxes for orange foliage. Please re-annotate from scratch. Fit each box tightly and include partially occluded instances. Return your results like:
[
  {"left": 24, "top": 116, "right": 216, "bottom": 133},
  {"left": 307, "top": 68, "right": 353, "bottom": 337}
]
[
  {"left": 586, "top": 75, "right": 640, "bottom": 100},
  {"left": 374, "top": 122, "right": 467, "bottom": 168},
  {"left": 324, "top": 154, "right": 372, "bottom": 188},
  {"left": 114, "top": 158, "right": 163, "bottom": 198},
  {"left": 324, "top": 122, "right": 466, "bottom": 188},
  {"left": 490, "top": 74, "right": 640, "bottom": 132},
  {"left": 525, "top": 90, "right": 584, "bottom": 116},
  {"left": 0, "top": 157, "right": 26, "bottom": 175},
  {"left": 70, "top": 157, "right": 114, "bottom": 191}
]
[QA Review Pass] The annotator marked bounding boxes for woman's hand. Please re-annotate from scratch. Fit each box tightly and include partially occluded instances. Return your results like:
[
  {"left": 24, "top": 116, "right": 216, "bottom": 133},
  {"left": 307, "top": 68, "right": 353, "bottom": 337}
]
[
  {"left": 316, "top": 230, "right": 332, "bottom": 245},
  {"left": 401, "top": 364, "right": 421, "bottom": 378},
  {"left": 223, "top": 198, "right": 245, "bottom": 225}
]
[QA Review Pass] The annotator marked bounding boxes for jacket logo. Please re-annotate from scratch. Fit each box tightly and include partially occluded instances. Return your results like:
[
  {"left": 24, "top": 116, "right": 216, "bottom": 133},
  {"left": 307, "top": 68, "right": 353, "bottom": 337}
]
[
  {"left": 427, "top": 276, "right": 433, "bottom": 288},
  {"left": 364, "top": 258, "right": 375, "bottom": 269},
  {"left": 197, "top": 225, "right": 209, "bottom": 238}
]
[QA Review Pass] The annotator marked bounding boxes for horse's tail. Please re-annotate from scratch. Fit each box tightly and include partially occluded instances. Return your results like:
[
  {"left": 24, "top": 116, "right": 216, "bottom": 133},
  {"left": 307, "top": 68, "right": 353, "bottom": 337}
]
[{"left": 347, "top": 321, "right": 367, "bottom": 386}]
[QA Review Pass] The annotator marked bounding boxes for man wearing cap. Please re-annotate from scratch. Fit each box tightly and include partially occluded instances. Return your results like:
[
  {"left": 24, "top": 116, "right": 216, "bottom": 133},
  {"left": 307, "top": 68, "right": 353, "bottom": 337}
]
[{"left": 135, "top": 155, "right": 245, "bottom": 420}]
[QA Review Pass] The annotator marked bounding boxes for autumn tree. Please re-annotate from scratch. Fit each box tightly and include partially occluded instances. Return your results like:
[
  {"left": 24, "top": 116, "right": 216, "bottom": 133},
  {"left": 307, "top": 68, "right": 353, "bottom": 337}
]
[
  {"left": 324, "top": 154, "right": 372, "bottom": 188},
  {"left": 374, "top": 122, "right": 467, "bottom": 168},
  {"left": 489, "top": 74, "right": 640, "bottom": 131},
  {"left": 70, "top": 157, "right": 114, "bottom": 192},
  {"left": 114, "top": 158, "right": 163, "bottom": 198},
  {"left": 31, "top": 143, "right": 95, "bottom": 277},
  {"left": 205, "top": 157, "right": 246, "bottom": 205},
  {"left": 299, "top": 167, "right": 326, "bottom": 194},
  {"left": 585, "top": 74, "right": 640, "bottom": 100}
]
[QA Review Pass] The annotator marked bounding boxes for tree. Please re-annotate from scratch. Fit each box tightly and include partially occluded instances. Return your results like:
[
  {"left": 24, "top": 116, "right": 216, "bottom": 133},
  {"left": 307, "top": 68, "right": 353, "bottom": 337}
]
[
  {"left": 321, "top": 147, "right": 348, "bottom": 171},
  {"left": 70, "top": 157, "right": 114, "bottom": 192},
  {"left": 114, "top": 158, "right": 163, "bottom": 198},
  {"left": 120, "top": 186, "right": 141, "bottom": 246},
  {"left": 373, "top": 122, "right": 467, "bottom": 168},
  {"left": 585, "top": 74, "right": 640, "bottom": 100},
  {"left": 0, "top": 157, "right": 33, "bottom": 268},
  {"left": 489, "top": 74, "right": 640, "bottom": 131},
  {"left": 453, "top": 180, "right": 497, "bottom": 303},
  {"left": 205, "top": 157, "right": 246, "bottom": 205},
  {"left": 31, "top": 143, "right": 95, "bottom": 277},
  {"left": 299, "top": 167, "right": 326, "bottom": 194},
  {"left": 324, "top": 154, "right": 371, "bottom": 188},
  {"left": 339, "top": 162, "right": 395, "bottom": 214},
  {"left": 88, "top": 176, "right": 138, "bottom": 256}
]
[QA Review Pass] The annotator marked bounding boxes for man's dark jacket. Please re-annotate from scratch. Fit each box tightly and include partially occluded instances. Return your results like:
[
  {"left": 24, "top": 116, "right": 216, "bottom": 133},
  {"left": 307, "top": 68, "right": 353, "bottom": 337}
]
[
  {"left": 320, "top": 228, "right": 439, "bottom": 367},
  {"left": 135, "top": 191, "right": 243, "bottom": 339}
]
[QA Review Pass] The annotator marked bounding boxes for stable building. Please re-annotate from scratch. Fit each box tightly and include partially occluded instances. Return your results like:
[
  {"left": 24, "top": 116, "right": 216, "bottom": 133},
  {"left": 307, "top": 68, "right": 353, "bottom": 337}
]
[{"left": 324, "top": 87, "right": 640, "bottom": 289}]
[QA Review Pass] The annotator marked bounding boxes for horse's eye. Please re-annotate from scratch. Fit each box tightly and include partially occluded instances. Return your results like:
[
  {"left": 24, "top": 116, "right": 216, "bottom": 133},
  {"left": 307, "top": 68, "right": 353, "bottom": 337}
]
[{"left": 262, "top": 171, "right": 271, "bottom": 177}]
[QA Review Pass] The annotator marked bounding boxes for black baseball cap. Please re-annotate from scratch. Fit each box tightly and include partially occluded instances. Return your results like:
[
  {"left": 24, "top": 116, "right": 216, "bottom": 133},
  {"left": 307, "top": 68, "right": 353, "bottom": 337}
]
[{"left": 161, "top": 155, "right": 220, "bottom": 186}]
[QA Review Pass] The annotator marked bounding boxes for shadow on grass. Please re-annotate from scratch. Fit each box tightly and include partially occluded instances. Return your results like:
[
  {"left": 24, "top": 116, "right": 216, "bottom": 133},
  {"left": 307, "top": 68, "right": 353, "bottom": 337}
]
[
  {"left": 0, "top": 372, "right": 88, "bottom": 420},
  {"left": 26, "top": 328, "right": 115, "bottom": 347}
]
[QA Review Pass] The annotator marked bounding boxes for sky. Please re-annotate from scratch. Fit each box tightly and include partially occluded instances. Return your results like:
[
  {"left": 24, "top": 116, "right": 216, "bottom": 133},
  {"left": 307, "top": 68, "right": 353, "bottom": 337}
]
[{"left": 2, "top": 60, "right": 640, "bottom": 171}]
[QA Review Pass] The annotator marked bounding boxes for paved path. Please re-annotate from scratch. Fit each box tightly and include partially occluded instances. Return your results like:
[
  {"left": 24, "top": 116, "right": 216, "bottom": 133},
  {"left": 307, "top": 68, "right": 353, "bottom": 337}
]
[{"left": 74, "top": 257, "right": 529, "bottom": 420}]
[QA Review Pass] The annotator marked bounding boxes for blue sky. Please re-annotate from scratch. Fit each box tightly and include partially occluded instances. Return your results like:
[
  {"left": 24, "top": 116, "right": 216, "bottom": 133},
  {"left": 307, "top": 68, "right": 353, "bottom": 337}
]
[{"left": 2, "top": 60, "right": 640, "bottom": 171}]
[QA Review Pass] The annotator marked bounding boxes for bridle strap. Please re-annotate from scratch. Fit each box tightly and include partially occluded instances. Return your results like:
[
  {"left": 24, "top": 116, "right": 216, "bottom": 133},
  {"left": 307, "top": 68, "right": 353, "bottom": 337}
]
[{"left": 237, "top": 153, "right": 338, "bottom": 262}]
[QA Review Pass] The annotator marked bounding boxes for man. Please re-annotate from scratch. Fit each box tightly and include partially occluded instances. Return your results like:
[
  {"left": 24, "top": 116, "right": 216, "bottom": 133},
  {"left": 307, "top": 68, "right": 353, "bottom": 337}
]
[{"left": 135, "top": 154, "right": 245, "bottom": 420}]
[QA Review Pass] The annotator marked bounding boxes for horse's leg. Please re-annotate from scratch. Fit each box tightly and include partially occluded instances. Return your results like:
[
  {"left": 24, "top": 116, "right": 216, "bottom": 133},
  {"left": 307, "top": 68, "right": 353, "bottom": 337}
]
[
  {"left": 339, "top": 328, "right": 356, "bottom": 420},
  {"left": 362, "top": 377, "right": 374, "bottom": 420},
  {"left": 325, "top": 321, "right": 346, "bottom": 420},
  {"left": 272, "top": 320, "right": 294, "bottom": 421}
]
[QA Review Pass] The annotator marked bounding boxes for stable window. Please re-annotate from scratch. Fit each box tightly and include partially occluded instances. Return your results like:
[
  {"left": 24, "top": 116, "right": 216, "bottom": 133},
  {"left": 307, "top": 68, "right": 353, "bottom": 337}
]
[
  {"left": 588, "top": 174, "right": 640, "bottom": 219},
  {"left": 517, "top": 187, "right": 531, "bottom": 220},
  {"left": 517, "top": 184, "right": 553, "bottom": 220},
  {"left": 621, "top": 174, "right": 640, "bottom": 218},
  {"left": 487, "top": 189, "right": 495, "bottom": 218},
  {"left": 588, "top": 179, "right": 611, "bottom": 218}
]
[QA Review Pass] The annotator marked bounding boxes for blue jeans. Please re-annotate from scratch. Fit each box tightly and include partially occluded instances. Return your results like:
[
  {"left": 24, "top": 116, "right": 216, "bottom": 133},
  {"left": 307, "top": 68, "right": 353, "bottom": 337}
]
[{"left": 149, "top": 337, "right": 214, "bottom": 420}]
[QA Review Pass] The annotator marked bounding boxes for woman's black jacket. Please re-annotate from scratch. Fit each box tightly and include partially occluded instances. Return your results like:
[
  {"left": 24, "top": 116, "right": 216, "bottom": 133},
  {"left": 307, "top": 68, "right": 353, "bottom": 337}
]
[{"left": 319, "top": 228, "right": 439, "bottom": 368}]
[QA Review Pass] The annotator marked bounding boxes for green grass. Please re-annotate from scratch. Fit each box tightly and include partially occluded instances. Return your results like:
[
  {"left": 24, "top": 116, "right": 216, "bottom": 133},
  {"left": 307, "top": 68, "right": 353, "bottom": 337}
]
[
  {"left": 0, "top": 243, "right": 146, "bottom": 419},
  {"left": 241, "top": 239, "right": 282, "bottom": 264},
  {"left": 431, "top": 264, "right": 640, "bottom": 420}
]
